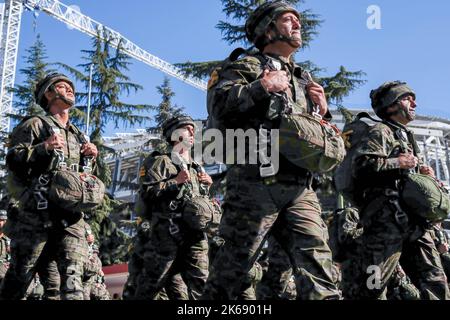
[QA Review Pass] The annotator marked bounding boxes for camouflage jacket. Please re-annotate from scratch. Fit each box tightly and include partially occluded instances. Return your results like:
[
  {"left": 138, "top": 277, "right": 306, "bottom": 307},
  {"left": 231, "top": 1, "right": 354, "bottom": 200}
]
[
  {"left": 83, "top": 250, "right": 103, "bottom": 282},
  {"left": 139, "top": 152, "right": 208, "bottom": 217},
  {"left": 6, "top": 114, "right": 91, "bottom": 235},
  {"left": 353, "top": 120, "right": 421, "bottom": 192},
  {"left": 0, "top": 234, "right": 9, "bottom": 262},
  {"left": 208, "top": 51, "right": 331, "bottom": 173}
]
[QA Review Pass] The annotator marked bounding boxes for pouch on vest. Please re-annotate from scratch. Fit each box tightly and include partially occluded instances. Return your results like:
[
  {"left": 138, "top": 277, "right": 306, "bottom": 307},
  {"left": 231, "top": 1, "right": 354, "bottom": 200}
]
[{"left": 182, "top": 195, "right": 216, "bottom": 232}]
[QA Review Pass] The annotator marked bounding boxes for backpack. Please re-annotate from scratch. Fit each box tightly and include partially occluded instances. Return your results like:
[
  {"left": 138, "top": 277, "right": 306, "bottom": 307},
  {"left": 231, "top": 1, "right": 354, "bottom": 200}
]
[
  {"left": 333, "top": 112, "right": 381, "bottom": 206},
  {"left": 206, "top": 47, "right": 248, "bottom": 132}
]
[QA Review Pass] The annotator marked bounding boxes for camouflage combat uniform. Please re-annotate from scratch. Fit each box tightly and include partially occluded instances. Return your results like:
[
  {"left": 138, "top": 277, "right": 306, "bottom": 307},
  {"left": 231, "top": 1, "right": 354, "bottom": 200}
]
[
  {"left": 203, "top": 53, "right": 341, "bottom": 300},
  {"left": 0, "top": 234, "right": 10, "bottom": 283},
  {"left": 432, "top": 224, "right": 450, "bottom": 283},
  {"left": 349, "top": 120, "right": 450, "bottom": 299},
  {"left": 0, "top": 114, "right": 90, "bottom": 300},
  {"left": 386, "top": 263, "right": 421, "bottom": 300},
  {"left": 83, "top": 245, "right": 110, "bottom": 300},
  {"left": 132, "top": 152, "right": 209, "bottom": 300},
  {"left": 257, "top": 236, "right": 295, "bottom": 300}
]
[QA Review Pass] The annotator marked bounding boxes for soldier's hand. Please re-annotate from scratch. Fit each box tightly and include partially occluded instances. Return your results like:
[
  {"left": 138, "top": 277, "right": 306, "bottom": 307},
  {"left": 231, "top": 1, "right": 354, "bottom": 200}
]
[
  {"left": 81, "top": 142, "right": 98, "bottom": 158},
  {"left": 44, "top": 133, "right": 65, "bottom": 152},
  {"left": 398, "top": 153, "right": 419, "bottom": 169},
  {"left": 438, "top": 243, "right": 449, "bottom": 254},
  {"left": 307, "top": 82, "right": 328, "bottom": 116},
  {"left": 198, "top": 172, "right": 213, "bottom": 186},
  {"left": 260, "top": 69, "right": 290, "bottom": 93},
  {"left": 419, "top": 165, "right": 435, "bottom": 178},
  {"left": 175, "top": 170, "right": 191, "bottom": 185}
]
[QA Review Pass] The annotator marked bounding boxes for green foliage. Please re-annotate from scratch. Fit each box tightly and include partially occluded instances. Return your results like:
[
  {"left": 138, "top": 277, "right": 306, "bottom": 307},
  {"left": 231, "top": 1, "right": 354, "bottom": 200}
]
[
  {"left": 217, "top": 0, "right": 321, "bottom": 48},
  {"left": 149, "top": 77, "right": 185, "bottom": 153},
  {"left": 10, "top": 34, "right": 53, "bottom": 120},
  {"left": 317, "top": 66, "right": 367, "bottom": 106},
  {"left": 337, "top": 105, "right": 356, "bottom": 124},
  {"left": 57, "top": 29, "right": 153, "bottom": 188}
]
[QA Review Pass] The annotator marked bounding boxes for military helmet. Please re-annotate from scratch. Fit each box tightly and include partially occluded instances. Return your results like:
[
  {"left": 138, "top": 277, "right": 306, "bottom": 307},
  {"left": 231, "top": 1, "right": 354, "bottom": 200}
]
[
  {"left": 34, "top": 72, "right": 75, "bottom": 110},
  {"left": 370, "top": 81, "right": 415, "bottom": 118},
  {"left": 162, "top": 115, "right": 195, "bottom": 142},
  {"left": 0, "top": 210, "right": 7, "bottom": 220},
  {"left": 245, "top": 1, "right": 300, "bottom": 47}
]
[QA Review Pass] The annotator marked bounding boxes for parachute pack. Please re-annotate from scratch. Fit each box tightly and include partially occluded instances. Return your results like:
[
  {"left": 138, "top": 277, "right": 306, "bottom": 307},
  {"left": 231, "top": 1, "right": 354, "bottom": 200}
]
[
  {"left": 333, "top": 112, "right": 381, "bottom": 206},
  {"left": 400, "top": 173, "right": 450, "bottom": 222}
]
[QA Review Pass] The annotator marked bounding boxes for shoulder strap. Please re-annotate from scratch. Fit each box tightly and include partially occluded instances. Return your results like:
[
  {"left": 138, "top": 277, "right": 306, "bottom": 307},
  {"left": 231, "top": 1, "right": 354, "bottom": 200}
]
[{"left": 355, "top": 112, "right": 382, "bottom": 123}]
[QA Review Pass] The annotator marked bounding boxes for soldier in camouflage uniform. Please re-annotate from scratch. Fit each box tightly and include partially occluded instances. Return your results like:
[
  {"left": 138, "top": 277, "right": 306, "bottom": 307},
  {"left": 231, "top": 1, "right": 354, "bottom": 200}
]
[
  {"left": 83, "top": 225, "right": 110, "bottom": 300},
  {"left": 0, "top": 211, "right": 10, "bottom": 284},
  {"left": 0, "top": 73, "right": 98, "bottom": 300},
  {"left": 349, "top": 81, "right": 450, "bottom": 299},
  {"left": 131, "top": 115, "right": 212, "bottom": 300},
  {"left": 432, "top": 223, "right": 450, "bottom": 283},
  {"left": 386, "top": 263, "right": 421, "bottom": 300},
  {"left": 203, "top": 1, "right": 341, "bottom": 300},
  {"left": 25, "top": 274, "right": 44, "bottom": 300}
]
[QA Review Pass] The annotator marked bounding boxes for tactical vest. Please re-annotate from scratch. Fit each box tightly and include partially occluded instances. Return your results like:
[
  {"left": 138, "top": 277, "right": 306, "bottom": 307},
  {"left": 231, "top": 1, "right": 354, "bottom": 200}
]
[
  {"left": 24, "top": 116, "right": 104, "bottom": 223},
  {"left": 207, "top": 49, "right": 346, "bottom": 175}
]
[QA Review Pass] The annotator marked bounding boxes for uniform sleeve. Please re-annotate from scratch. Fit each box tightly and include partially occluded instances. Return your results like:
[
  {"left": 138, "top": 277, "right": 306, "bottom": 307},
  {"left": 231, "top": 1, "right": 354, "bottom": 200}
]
[
  {"left": 6, "top": 118, "right": 52, "bottom": 172},
  {"left": 141, "top": 156, "right": 180, "bottom": 200},
  {"left": 84, "top": 254, "right": 102, "bottom": 277},
  {"left": 353, "top": 125, "right": 400, "bottom": 176},
  {"left": 210, "top": 57, "right": 271, "bottom": 121}
]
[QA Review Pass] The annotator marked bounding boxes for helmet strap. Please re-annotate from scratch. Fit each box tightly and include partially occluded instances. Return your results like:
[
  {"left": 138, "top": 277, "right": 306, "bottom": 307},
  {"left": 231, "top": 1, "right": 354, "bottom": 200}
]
[
  {"left": 386, "top": 104, "right": 415, "bottom": 121},
  {"left": 47, "top": 85, "right": 75, "bottom": 108},
  {"left": 267, "top": 23, "right": 299, "bottom": 49}
]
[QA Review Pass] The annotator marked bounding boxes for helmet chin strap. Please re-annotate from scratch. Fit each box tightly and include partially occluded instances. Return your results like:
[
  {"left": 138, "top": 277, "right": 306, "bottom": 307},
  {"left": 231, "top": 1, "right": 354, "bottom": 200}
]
[
  {"left": 47, "top": 85, "right": 75, "bottom": 108},
  {"left": 387, "top": 104, "right": 415, "bottom": 122},
  {"left": 267, "top": 24, "right": 301, "bottom": 49}
]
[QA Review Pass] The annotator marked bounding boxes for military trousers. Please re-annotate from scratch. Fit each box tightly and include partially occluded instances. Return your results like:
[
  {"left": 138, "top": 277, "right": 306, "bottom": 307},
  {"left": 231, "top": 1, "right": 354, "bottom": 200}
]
[
  {"left": 202, "top": 165, "right": 341, "bottom": 300},
  {"left": 349, "top": 195, "right": 450, "bottom": 300},
  {"left": 0, "top": 219, "right": 88, "bottom": 300},
  {"left": 133, "top": 219, "right": 209, "bottom": 300},
  {"left": 257, "top": 236, "right": 295, "bottom": 300}
]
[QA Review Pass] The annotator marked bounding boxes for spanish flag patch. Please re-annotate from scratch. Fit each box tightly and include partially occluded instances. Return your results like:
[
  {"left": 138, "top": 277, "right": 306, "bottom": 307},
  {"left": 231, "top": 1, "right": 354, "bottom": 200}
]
[{"left": 207, "top": 70, "right": 219, "bottom": 90}]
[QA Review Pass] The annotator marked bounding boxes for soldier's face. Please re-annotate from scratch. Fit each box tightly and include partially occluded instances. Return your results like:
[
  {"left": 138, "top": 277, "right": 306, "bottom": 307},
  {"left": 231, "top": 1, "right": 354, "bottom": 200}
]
[
  {"left": 273, "top": 12, "right": 302, "bottom": 48},
  {"left": 0, "top": 219, "right": 6, "bottom": 231},
  {"left": 45, "top": 81, "right": 75, "bottom": 108},
  {"left": 388, "top": 94, "right": 416, "bottom": 124},
  {"left": 398, "top": 94, "right": 417, "bottom": 122},
  {"left": 174, "top": 124, "right": 195, "bottom": 148}
]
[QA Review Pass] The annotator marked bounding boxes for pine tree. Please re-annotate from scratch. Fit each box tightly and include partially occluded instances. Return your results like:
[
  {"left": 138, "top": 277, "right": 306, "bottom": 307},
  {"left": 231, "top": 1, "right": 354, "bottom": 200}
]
[
  {"left": 10, "top": 34, "right": 53, "bottom": 120},
  {"left": 57, "top": 30, "right": 153, "bottom": 186},
  {"left": 149, "top": 77, "right": 184, "bottom": 153},
  {"left": 176, "top": 0, "right": 366, "bottom": 106},
  {"left": 176, "top": 0, "right": 322, "bottom": 79}
]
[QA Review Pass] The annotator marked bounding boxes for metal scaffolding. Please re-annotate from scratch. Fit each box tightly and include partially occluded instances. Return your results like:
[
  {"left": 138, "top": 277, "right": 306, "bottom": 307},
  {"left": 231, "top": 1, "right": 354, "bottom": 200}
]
[
  {"left": 0, "top": 0, "right": 22, "bottom": 134},
  {"left": 0, "top": 0, "right": 207, "bottom": 134}
]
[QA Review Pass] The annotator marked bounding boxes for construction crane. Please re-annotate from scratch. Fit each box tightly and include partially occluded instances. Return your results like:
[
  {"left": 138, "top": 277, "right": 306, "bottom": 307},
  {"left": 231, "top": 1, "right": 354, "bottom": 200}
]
[{"left": 0, "top": 0, "right": 207, "bottom": 135}]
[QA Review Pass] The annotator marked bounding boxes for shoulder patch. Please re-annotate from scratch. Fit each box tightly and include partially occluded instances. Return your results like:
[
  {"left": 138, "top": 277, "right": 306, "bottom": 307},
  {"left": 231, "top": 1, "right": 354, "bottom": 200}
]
[{"left": 207, "top": 69, "right": 219, "bottom": 90}]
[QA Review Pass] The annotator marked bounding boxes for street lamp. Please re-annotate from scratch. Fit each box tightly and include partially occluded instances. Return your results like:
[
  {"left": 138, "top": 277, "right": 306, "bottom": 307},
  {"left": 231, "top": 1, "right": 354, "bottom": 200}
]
[{"left": 86, "top": 63, "right": 94, "bottom": 139}]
